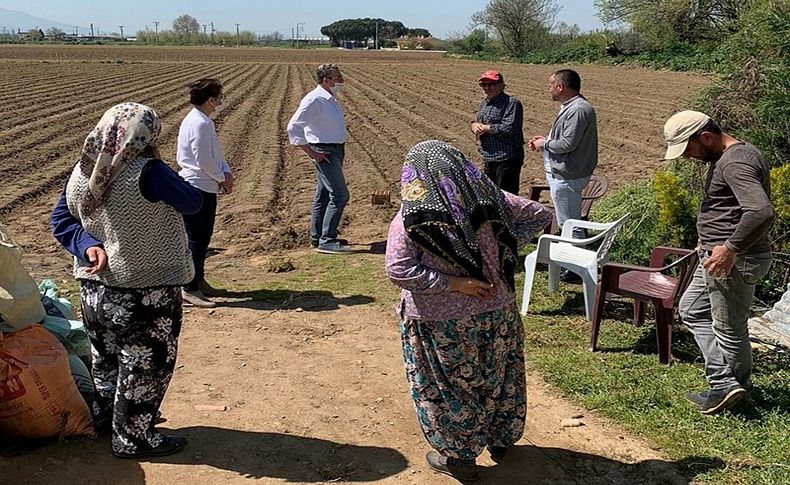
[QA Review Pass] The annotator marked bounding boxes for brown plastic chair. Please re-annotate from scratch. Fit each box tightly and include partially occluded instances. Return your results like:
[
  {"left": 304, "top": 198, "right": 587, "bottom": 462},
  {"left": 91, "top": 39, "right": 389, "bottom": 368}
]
[
  {"left": 528, "top": 175, "right": 609, "bottom": 234},
  {"left": 590, "top": 246, "right": 699, "bottom": 365}
]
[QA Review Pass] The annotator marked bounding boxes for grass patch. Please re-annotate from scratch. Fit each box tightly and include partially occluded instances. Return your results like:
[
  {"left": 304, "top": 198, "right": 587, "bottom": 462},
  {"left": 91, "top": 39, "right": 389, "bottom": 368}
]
[
  {"left": 518, "top": 268, "right": 790, "bottom": 484},
  {"left": 217, "top": 251, "right": 399, "bottom": 310}
]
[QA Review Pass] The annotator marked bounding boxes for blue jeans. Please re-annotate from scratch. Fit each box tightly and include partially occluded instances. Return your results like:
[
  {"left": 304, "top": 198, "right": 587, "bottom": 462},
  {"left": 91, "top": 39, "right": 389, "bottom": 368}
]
[
  {"left": 543, "top": 153, "right": 589, "bottom": 238},
  {"left": 679, "top": 251, "right": 772, "bottom": 390},
  {"left": 310, "top": 143, "right": 349, "bottom": 246}
]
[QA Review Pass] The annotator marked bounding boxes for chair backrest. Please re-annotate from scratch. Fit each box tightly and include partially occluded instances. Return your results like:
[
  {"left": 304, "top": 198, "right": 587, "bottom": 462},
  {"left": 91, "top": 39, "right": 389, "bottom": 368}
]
[
  {"left": 669, "top": 250, "right": 699, "bottom": 301},
  {"left": 580, "top": 175, "right": 609, "bottom": 218},
  {"left": 595, "top": 213, "right": 630, "bottom": 266}
]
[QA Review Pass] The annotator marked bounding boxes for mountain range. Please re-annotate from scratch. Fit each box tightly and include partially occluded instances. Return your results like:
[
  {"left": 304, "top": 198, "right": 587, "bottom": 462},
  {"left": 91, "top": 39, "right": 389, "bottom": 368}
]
[{"left": 0, "top": 6, "right": 91, "bottom": 34}]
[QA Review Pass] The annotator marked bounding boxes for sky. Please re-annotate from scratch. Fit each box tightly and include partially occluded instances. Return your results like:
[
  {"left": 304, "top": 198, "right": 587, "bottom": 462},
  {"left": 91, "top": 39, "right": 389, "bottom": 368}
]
[{"left": 0, "top": 0, "right": 604, "bottom": 39}]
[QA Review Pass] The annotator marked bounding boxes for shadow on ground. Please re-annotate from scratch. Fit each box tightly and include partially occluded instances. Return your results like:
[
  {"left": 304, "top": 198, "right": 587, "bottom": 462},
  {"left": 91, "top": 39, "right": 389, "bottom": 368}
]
[
  {"left": 1, "top": 427, "right": 407, "bottom": 483},
  {"left": 217, "top": 288, "right": 374, "bottom": 311},
  {"left": 483, "top": 444, "right": 725, "bottom": 484}
]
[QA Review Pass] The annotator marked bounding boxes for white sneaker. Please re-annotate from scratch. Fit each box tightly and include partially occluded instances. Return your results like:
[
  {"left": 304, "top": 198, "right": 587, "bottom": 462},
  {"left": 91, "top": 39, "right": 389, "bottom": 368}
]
[{"left": 182, "top": 289, "right": 216, "bottom": 308}]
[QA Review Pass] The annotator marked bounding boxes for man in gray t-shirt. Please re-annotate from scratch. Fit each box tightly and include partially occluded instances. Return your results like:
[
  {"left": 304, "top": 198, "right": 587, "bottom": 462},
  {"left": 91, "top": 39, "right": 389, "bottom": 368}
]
[{"left": 663, "top": 110, "right": 775, "bottom": 415}]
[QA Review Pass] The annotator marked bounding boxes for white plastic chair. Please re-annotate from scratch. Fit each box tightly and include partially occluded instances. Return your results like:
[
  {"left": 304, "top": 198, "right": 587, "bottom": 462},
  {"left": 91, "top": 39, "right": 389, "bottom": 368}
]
[{"left": 520, "top": 214, "right": 630, "bottom": 321}]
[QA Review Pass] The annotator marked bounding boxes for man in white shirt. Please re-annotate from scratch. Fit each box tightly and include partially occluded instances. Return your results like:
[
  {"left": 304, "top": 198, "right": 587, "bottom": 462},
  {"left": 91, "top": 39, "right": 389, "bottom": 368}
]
[
  {"left": 177, "top": 78, "right": 233, "bottom": 307},
  {"left": 287, "top": 64, "right": 351, "bottom": 255}
]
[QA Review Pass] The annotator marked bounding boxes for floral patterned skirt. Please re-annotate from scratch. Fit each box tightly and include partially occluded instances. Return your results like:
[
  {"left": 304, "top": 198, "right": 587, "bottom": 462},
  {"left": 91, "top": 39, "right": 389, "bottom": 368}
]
[
  {"left": 79, "top": 280, "right": 182, "bottom": 454},
  {"left": 400, "top": 303, "right": 526, "bottom": 460}
]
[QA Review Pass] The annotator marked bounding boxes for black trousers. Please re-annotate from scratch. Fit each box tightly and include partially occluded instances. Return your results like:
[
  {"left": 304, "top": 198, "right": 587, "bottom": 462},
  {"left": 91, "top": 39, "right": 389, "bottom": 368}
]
[
  {"left": 182, "top": 189, "right": 217, "bottom": 291},
  {"left": 80, "top": 280, "right": 182, "bottom": 454},
  {"left": 484, "top": 154, "right": 524, "bottom": 195}
]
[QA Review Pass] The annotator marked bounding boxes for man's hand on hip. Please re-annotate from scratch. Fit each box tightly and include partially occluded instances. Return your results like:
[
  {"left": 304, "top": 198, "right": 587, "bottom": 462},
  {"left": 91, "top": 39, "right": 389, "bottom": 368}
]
[
  {"left": 300, "top": 145, "right": 327, "bottom": 163},
  {"left": 703, "top": 244, "right": 736, "bottom": 277}
]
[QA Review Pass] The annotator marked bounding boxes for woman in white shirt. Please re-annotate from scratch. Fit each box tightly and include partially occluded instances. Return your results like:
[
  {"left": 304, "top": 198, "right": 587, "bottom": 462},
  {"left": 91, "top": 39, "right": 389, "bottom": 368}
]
[{"left": 177, "top": 78, "right": 233, "bottom": 307}]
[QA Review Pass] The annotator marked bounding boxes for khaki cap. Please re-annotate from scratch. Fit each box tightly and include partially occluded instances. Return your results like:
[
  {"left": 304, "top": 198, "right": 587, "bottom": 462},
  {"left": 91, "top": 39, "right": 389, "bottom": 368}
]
[{"left": 663, "top": 110, "right": 711, "bottom": 159}]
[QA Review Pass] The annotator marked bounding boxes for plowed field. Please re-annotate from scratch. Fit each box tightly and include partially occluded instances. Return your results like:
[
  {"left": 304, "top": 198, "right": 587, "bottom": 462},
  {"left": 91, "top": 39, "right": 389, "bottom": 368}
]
[{"left": 1, "top": 46, "right": 710, "bottom": 484}]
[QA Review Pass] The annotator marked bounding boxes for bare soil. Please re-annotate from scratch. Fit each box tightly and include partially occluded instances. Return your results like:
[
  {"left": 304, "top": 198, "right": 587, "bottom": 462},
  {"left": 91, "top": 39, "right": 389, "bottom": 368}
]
[{"left": 0, "top": 46, "right": 710, "bottom": 484}]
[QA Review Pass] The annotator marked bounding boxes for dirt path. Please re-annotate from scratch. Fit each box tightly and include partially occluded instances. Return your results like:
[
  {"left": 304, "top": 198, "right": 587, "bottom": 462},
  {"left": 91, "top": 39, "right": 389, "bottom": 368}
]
[{"left": 4, "top": 250, "right": 689, "bottom": 484}]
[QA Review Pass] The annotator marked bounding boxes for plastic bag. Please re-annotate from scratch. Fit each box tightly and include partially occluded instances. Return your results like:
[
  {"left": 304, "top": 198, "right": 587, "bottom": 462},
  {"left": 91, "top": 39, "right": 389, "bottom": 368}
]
[{"left": 0, "top": 225, "right": 46, "bottom": 330}]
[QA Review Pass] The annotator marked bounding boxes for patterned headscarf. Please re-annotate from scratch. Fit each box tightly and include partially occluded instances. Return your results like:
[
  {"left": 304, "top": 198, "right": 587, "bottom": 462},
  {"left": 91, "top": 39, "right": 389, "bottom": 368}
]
[
  {"left": 400, "top": 140, "right": 519, "bottom": 290},
  {"left": 78, "top": 102, "right": 161, "bottom": 213}
]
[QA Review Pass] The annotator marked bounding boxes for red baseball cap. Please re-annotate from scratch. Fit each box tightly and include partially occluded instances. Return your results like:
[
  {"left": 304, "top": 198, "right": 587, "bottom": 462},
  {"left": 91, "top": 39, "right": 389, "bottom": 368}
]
[{"left": 478, "top": 70, "right": 503, "bottom": 83}]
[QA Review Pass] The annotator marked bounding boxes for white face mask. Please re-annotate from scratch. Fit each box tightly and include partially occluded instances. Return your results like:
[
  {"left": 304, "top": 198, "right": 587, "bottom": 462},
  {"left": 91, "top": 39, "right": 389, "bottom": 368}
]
[{"left": 332, "top": 82, "right": 344, "bottom": 96}]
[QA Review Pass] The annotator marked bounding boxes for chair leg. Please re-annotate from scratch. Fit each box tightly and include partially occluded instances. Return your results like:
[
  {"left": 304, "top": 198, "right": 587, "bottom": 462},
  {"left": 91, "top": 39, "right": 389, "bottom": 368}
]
[
  {"left": 590, "top": 282, "right": 606, "bottom": 352},
  {"left": 655, "top": 304, "right": 673, "bottom": 365},
  {"left": 548, "top": 263, "right": 560, "bottom": 292},
  {"left": 580, "top": 267, "right": 598, "bottom": 323},
  {"left": 521, "top": 253, "right": 538, "bottom": 315},
  {"left": 633, "top": 301, "right": 646, "bottom": 327}
]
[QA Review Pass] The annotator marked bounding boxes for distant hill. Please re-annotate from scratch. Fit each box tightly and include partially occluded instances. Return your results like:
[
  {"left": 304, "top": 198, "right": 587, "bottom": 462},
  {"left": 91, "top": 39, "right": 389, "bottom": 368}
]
[{"left": 0, "top": 6, "right": 89, "bottom": 34}]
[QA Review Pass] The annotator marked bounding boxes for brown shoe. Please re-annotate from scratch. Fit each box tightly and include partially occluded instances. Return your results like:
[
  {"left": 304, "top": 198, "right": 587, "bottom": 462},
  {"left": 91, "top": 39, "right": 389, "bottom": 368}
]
[
  {"left": 425, "top": 451, "right": 478, "bottom": 482},
  {"left": 182, "top": 289, "right": 216, "bottom": 308},
  {"left": 198, "top": 280, "right": 227, "bottom": 297}
]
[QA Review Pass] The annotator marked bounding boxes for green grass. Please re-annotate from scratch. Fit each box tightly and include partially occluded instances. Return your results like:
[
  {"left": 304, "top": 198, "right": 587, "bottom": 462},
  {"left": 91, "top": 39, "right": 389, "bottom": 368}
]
[{"left": 518, "top": 269, "right": 790, "bottom": 484}]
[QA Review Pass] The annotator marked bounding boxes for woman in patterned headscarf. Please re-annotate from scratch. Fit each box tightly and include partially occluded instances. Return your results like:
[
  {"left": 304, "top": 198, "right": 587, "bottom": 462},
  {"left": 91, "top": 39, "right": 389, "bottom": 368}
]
[
  {"left": 51, "top": 102, "right": 202, "bottom": 459},
  {"left": 385, "top": 140, "right": 553, "bottom": 481}
]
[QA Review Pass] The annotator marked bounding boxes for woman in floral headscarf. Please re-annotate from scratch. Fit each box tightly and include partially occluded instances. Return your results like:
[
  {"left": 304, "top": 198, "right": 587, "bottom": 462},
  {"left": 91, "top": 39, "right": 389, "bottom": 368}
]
[
  {"left": 50, "top": 102, "right": 202, "bottom": 459},
  {"left": 385, "top": 140, "right": 553, "bottom": 481}
]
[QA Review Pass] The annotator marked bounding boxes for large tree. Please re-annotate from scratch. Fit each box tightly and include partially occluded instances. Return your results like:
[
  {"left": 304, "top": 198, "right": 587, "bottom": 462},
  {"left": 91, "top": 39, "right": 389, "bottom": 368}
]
[
  {"left": 172, "top": 14, "right": 200, "bottom": 38},
  {"left": 471, "top": 0, "right": 560, "bottom": 57},
  {"left": 321, "top": 18, "right": 408, "bottom": 46},
  {"left": 595, "top": 0, "right": 748, "bottom": 44}
]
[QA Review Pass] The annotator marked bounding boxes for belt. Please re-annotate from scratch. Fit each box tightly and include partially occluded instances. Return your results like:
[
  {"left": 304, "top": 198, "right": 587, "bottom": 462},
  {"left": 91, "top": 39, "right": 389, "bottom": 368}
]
[{"left": 312, "top": 142, "right": 344, "bottom": 147}]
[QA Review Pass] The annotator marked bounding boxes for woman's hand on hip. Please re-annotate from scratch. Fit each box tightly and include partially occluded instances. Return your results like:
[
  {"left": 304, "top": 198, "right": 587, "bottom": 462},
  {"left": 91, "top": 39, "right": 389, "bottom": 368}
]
[
  {"left": 449, "top": 276, "right": 496, "bottom": 299},
  {"left": 84, "top": 246, "right": 108, "bottom": 274}
]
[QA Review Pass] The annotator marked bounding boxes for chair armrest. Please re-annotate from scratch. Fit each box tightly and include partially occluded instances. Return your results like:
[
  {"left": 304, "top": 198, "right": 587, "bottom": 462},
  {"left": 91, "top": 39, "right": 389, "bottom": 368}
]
[
  {"left": 536, "top": 231, "right": 607, "bottom": 251},
  {"left": 649, "top": 246, "right": 695, "bottom": 268}
]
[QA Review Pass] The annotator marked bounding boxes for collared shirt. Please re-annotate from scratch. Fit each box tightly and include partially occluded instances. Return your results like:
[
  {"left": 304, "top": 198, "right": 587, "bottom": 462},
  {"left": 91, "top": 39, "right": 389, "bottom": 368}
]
[
  {"left": 287, "top": 85, "right": 348, "bottom": 145},
  {"left": 177, "top": 107, "right": 231, "bottom": 194},
  {"left": 540, "top": 94, "right": 598, "bottom": 180},
  {"left": 476, "top": 92, "right": 524, "bottom": 162}
]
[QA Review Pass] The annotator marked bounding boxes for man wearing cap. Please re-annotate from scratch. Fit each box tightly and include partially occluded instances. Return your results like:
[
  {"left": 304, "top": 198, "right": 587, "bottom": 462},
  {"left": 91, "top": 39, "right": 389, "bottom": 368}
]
[
  {"left": 528, "top": 69, "right": 598, "bottom": 240},
  {"left": 471, "top": 70, "right": 524, "bottom": 194},
  {"left": 664, "top": 110, "right": 774, "bottom": 415},
  {"left": 287, "top": 63, "right": 351, "bottom": 255}
]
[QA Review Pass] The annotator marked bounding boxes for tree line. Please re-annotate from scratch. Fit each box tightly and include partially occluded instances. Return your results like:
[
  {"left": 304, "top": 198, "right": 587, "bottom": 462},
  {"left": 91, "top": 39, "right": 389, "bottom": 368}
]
[{"left": 320, "top": 18, "right": 430, "bottom": 47}]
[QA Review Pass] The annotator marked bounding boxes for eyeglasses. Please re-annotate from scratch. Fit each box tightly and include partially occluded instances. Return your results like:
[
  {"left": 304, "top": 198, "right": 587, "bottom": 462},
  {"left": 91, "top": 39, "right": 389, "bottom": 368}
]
[{"left": 479, "top": 83, "right": 501, "bottom": 89}]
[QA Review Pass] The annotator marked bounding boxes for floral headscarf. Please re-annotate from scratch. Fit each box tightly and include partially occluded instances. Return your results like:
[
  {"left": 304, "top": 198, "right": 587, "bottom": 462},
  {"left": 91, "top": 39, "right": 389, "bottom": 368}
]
[
  {"left": 400, "top": 140, "right": 519, "bottom": 290},
  {"left": 78, "top": 102, "right": 161, "bottom": 213}
]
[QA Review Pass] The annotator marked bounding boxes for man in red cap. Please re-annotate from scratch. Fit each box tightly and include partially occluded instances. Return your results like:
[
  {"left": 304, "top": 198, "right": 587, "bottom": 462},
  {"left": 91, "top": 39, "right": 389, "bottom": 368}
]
[{"left": 471, "top": 70, "right": 524, "bottom": 194}]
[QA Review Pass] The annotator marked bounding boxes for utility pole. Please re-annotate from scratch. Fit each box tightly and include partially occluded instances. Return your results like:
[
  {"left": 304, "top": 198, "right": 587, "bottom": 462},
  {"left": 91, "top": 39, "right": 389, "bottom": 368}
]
[
  {"left": 74, "top": 26, "right": 78, "bottom": 37},
  {"left": 296, "top": 22, "right": 305, "bottom": 48},
  {"left": 210, "top": 22, "right": 215, "bottom": 43},
  {"left": 375, "top": 20, "right": 378, "bottom": 50},
  {"left": 291, "top": 27, "right": 294, "bottom": 48},
  {"left": 202, "top": 24, "right": 207, "bottom": 41},
  {"left": 153, "top": 21, "right": 159, "bottom": 43},
  {"left": 119, "top": 25, "right": 124, "bottom": 40},
  {"left": 235, "top": 23, "right": 240, "bottom": 46},
  {"left": 90, "top": 23, "right": 94, "bottom": 39}
]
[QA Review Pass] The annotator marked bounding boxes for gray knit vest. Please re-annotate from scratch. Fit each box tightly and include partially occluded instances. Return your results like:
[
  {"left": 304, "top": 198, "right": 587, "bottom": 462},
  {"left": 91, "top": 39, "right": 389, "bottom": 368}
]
[{"left": 66, "top": 159, "right": 195, "bottom": 288}]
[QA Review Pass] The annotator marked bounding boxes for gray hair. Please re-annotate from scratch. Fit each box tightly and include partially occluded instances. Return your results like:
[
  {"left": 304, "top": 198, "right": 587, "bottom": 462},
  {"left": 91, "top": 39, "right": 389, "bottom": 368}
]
[{"left": 316, "top": 64, "right": 340, "bottom": 83}]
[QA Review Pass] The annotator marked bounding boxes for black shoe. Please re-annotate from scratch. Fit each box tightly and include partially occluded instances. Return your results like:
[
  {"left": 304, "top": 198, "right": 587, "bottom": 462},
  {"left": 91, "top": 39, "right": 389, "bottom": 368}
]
[
  {"left": 697, "top": 385, "right": 747, "bottom": 415},
  {"left": 560, "top": 269, "right": 582, "bottom": 284},
  {"left": 425, "top": 451, "right": 479, "bottom": 482},
  {"left": 113, "top": 436, "right": 188, "bottom": 459},
  {"left": 311, "top": 238, "right": 349, "bottom": 248},
  {"left": 488, "top": 446, "right": 509, "bottom": 459}
]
